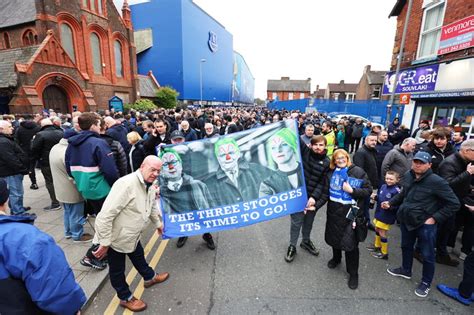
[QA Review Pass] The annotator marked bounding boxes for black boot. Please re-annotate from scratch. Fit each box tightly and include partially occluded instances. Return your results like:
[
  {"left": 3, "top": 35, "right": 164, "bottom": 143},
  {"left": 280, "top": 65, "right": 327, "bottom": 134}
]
[
  {"left": 285, "top": 245, "right": 296, "bottom": 263},
  {"left": 177, "top": 236, "right": 188, "bottom": 248},
  {"left": 202, "top": 233, "right": 215, "bottom": 250},
  {"left": 348, "top": 274, "right": 359, "bottom": 290}
]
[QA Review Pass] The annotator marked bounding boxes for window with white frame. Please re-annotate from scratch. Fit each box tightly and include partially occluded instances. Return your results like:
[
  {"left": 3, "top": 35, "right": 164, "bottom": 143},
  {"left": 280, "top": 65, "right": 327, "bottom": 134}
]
[
  {"left": 272, "top": 92, "right": 277, "bottom": 100},
  {"left": 372, "top": 87, "right": 381, "bottom": 99},
  {"left": 300, "top": 92, "right": 305, "bottom": 99},
  {"left": 417, "top": 0, "right": 445, "bottom": 59},
  {"left": 346, "top": 93, "right": 355, "bottom": 102},
  {"left": 288, "top": 92, "right": 294, "bottom": 100},
  {"left": 333, "top": 93, "right": 340, "bottom": 100}
]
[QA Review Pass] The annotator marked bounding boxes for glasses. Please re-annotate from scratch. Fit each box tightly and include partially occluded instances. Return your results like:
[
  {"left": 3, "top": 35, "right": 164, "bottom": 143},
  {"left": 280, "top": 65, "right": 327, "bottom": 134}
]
[{"left": 335, "top": 157, "right": 347, "bottom": 161}]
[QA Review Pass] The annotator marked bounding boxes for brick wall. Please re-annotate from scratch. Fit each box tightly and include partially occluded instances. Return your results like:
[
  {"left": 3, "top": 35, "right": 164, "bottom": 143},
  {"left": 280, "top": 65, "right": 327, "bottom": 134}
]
[{"left": 391, "top": 0, "right": 474, "bottom": 70}]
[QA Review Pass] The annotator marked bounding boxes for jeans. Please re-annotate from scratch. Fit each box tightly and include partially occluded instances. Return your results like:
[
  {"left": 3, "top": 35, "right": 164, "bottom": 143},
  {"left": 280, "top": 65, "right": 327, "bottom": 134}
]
[
  {"left": 401, "top": 223, "right": 437, "bottom": 285},
  {"left": 289, "top": 210, "right": 316, "bottom": 246},
  {"left": 436, "top": 215, "right": 455, "bottom": 256},
  {"left": 1, "top": 174, "right": 25, "bottom": 215},
  {"left": 108, "top": 242, "right": 155, "bottom": 301},
  {"left": 332, "top": 247, "right": 359, "bottom": 276},
  {"left": 458, "top": 251, "right": 474, "bottom": 298},
  {"left": 41, "top": 166, "right": 59, "bottom": 206},
  {"left": 63, "top": 202, "right": 85, "bottom": 240}
]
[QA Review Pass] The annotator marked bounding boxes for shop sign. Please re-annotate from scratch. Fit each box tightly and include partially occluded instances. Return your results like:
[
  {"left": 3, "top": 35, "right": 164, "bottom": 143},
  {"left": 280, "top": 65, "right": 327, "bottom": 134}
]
[
  {"left": 399, "top": 93, "right": 411, "bottom": 104},
  {"left": 382, "top": 64, "right": 439, "bottom": 95},
  {"left": 438, "top": 15, "right": 474, "bottom": 55}
]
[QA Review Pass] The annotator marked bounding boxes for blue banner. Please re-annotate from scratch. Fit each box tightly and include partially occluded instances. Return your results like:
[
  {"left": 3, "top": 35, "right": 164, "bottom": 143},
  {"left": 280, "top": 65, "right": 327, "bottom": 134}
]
[{"left": 159, "top": 120, "right": 308, "bottom": 239}]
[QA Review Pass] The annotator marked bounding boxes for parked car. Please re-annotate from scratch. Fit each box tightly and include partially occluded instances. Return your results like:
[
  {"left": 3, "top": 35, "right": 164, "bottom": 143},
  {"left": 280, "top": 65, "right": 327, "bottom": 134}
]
[{"left": 328, "top": 113, "right": 384, "bottom": 130}]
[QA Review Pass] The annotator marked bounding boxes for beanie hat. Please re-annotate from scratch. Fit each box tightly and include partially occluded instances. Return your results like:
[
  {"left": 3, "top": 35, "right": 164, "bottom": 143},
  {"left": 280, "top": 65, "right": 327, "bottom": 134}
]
[{"left": 0, "top": 178, "right": 9, "bottom": 205}]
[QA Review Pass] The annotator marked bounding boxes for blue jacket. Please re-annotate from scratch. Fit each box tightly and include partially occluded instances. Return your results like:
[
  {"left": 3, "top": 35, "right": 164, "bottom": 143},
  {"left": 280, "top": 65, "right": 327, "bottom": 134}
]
[
  {"left": 374, "top": 184, "right": 401, "bottom": 225},
  {"left": 0, "top": 215, "right": 86, "bottom": 314},
  {"left": 106, "top": 124, "right": 131, "bottom": 154},
  {"left": 66, "top": 131, "right": 119, "bottom": 200}
]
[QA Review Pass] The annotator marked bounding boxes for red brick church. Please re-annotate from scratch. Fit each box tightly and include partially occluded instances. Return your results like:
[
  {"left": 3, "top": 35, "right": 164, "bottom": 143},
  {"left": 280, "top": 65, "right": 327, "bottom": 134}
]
[{"left": 0, "top": 0, "right": 155, "bottom": 114}]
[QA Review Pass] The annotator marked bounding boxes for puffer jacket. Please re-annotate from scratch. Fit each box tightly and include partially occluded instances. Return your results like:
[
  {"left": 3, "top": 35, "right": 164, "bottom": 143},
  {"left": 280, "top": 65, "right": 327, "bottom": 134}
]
[
  {"left": 30, "top": 125, "right": 63, "bottom": 167},
  {"left": 0, "top": 134, "right": 28, "bottom": 177},
  {"left": 299, "top": 141, "right": 330, "bottom": 210},
  {"left": 438, "top": 152, "right": 472, "bottom": 202},
  {"left": 390, "top": 168, "right": 460, "bottom": 231},
  {"left": 100, "top": 134, "right": 128, "bottom": 177},
  {"left": 419, "top": 141, "right": 455, "bottom": 174},
  {"left": 325, "top": 165, "right": 372, "bottom": 251},
  {"left": 106, "top": 124, "right": 131, "bottom": 154}
]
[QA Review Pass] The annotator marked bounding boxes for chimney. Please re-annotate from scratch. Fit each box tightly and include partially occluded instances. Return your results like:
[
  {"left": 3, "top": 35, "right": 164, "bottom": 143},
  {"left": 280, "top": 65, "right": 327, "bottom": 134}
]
[
  {"left": 122, "top": 0, "right": 133, "bottom": 30},
  {"left": 316, "top": 84, "right": 319, "bottom": 91},
  {"left": 339, "top": 80, "right": 345, "bottom": 85},
  {"left": 364, "top": 65, "right": 371, "bottom": 74},
  {"left": 281, "top": 77, "right": 290, "bottom": 80}
]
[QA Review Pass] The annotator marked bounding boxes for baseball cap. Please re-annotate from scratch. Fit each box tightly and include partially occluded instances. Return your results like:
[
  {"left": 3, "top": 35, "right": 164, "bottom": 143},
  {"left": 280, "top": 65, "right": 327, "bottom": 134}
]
[
  {"left": 0, "top": 178, "right": 9, "bottom": 205},
  {"left": 170, "top": 130, "right": 185, "bottom": 141},
  {"left": 413, "top": 151, "right": 432, "bottom": 164}
]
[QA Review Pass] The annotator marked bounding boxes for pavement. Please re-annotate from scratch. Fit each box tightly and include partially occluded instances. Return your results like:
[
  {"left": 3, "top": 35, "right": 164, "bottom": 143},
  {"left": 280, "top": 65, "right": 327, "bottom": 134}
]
[{"left": 22, "top": 173, "right": 109, "bottom": 306}]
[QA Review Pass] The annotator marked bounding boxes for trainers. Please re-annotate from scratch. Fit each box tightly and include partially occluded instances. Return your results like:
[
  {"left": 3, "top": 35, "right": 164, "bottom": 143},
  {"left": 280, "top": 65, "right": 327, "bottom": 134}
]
[
  {"left": 327, "top": 258, "right": 341, "bottom": 269},
  {"left": 437, "top": 284, "right": 472, "bottom": 306},
  {"left": 366, "top": 244, "right": 381, "bottom": 252},
  {"left": 415, "top": 282, "right": 431, "bottom": 298},
  {"left": 285, "top": 245, "right": 296, "bottom": 263},
  {"left": 144, "top": 272, "right": 170, "bottom": 288},
  {"left": 436, "top": 254, "right": 459, "bottom": 267},
  {"left": 65, "top": 235, "right": 72, "bottom": 239},
  {"left": 176, "top": 236, "right": 188, "bottom": 248},
  {"left": 459, "top": 252, "right": 467, "bottom": 261},
  {"left": 44, "top": 204, "right": 61, "bottom": 211},
  {"left": 80, "top": 256, "right": 107, "bottom": 270},
  {"left": 387, "top": 267, "right": 411, "bottom": 279},
  {"left": 119, "top": 296, "right": 147, "bottom": 312},
  {"left": 73, "top": 233, "right": 93, "bottom": 243},
  {"left": 202, "top": 233, "right": 216, "bottom": 250},
  {"left": 30, "top": 183, "right": 39, "bottom": 190},
  {"left": 372, "top": 252, "right": 388, "bottom": 260},
  {"left": 348, "top": 274, "right": 359, "bottom": 290},
  {"left": 300, "top": 240, "right": 320, "bottom": 256}
]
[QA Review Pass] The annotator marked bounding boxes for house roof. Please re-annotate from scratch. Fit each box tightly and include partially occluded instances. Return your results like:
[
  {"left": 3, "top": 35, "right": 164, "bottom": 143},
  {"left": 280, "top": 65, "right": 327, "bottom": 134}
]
[
  {"left": 138, "top": 73, "right": 160, "bottom": 98},
  {"left": 0, "top": 45, "right": 40, "bottom": 88},
  {"left": 267, "top": 78, "right": 311, "bottom": 92},
  {"left": 367, "top": 71, "right": 386, "bottom": 85},
  {"left": 314, "top": 89, "right": 326, "bottom": 98},
  {"left": 389, "top": 0, "right": 406, "bottom": 17},
  {"left": 327, "top": 82, "right": 358, "bottom": 93},
  {"left": 0, "top": 0, "right": 37, "bottom": 29}
]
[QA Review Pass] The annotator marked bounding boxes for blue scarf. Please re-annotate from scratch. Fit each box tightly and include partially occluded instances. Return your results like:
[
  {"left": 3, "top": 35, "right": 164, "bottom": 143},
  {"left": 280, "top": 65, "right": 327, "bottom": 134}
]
[{"left": 329, "top": 167, "right": 363, "bottom": 204}]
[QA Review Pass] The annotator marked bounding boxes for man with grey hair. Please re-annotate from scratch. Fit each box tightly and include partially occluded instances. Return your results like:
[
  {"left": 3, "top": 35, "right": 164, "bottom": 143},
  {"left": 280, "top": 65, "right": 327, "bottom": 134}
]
[
  {"left": 300, "top": 124, "right": 315, "bottom": 146},
  {"left": 381, "top": 137, "right": 417, "bottom": 180},
  {"left": 31, "top": 118, "right": 64, "bottom": 211},
  {"left": 181, "top": 120, "right": 198, "bottom": 142},
  {"left": 0, "top": 120, "right": 30, "bottom": 215},
  {"left": 438, "top": 139, "right": 474, "bottom": 265}
]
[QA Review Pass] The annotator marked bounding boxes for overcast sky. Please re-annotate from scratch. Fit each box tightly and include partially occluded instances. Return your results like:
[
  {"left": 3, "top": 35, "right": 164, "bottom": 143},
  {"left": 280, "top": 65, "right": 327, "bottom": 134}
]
[{"left": 114, "top": 0, "right": 397, "bottom": 99}]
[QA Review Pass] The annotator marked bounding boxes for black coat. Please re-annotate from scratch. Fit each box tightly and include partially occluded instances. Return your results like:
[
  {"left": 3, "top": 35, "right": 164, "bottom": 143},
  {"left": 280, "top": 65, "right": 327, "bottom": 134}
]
[
  {"left": 438, "top": 152, "right": 472, "bottom": 202},
  {"left": 143, "top": 132, "right": 171, "bottom": 156},
  {"left": 106, "top": 124, "right": 131, "bottom": 154},
  {"left": 30, "top": 125, "right": 63, "bottom": 167},
  {"left": 299, "top": 141, "right": 330, "bottom": 210},
  {"left": 389, "top": 128, "right": 410, "bottom": 145},
  {"left": 129, "top": 140, "right": 146, "bottom": 173},
  {"left": 325, "top": 165, "right": 372, "bottom": 251},
  {"left": 390, "top": 169, "right": 460, "bottom": 231},
  {"left": 353, "top": 144, "right": 379, "bottom": 188},
  {"left": 420, "top": 141, "right": 455, "bottom": 174},
  {"left": 0, "top": 134, "right": 28, "bottom": 177},
  {"left": 100, "top": 134, "right": 128, "bottom": 177},
  {"left": 375, "top": 140, "right": 394, "bottom": 182},
  {"left": 14, "top": 120, "right": 40, "bottom": 155}
]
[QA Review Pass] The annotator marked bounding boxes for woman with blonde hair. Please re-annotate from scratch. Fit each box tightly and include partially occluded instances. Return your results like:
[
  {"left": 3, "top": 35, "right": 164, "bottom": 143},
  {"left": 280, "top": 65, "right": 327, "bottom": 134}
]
[
  {"left": 127, "top": 131, "right": 146, "bottom": 172},
  {"left": 325, "top": 149, "right": 372, "bottom": 290}
]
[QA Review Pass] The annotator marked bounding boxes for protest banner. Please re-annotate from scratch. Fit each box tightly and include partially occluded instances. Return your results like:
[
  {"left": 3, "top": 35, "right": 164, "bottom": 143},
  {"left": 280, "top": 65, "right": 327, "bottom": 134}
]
[{"left": 158, "top": 120, "right": 308, "bottom": 239}]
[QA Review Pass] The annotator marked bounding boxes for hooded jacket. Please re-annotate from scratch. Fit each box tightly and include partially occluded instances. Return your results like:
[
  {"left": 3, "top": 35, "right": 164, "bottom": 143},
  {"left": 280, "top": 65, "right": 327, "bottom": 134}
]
[
  {"left": 419, "top": 141, "right": 455, "bottom": 174},
  {"left": 31, "top": 125, "right": 64, "bottom": 167},
  {"left": 0, "top": 214, "right": 86, "bottom": 314},
  {"left": 65, "top": 131, "right": 119, "bottom": 200},
  {"left": 105, "top": 124, "right": 131, "bottom": 154}
]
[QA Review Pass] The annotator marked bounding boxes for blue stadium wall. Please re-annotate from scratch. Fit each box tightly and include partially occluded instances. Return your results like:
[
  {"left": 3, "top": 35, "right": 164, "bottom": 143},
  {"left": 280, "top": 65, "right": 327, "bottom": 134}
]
[
  {"left": 131, "top": 0, "right": 233, "bottom": 102},
  {"left": 233, "top": 52, "right": 255, "bottom": 104}
]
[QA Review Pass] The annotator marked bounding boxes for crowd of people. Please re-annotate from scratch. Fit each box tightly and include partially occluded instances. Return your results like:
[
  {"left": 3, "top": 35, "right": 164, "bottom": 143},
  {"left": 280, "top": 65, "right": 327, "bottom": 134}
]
[{"left": 0, "top": 106, "right": 473, "bottom": 312}]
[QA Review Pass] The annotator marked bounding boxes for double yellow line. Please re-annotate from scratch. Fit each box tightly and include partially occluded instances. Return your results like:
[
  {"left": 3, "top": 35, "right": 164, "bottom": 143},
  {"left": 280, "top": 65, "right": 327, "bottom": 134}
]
[{"left": 104, "top": 233, "right": 169, "bottom": 314}]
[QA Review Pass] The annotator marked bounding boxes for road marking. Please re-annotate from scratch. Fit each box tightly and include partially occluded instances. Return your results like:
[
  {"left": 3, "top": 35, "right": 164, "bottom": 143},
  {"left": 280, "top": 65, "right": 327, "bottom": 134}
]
[
  {"left": 123, "top": 239, "right": 169, "bottom": 315},
  {"left": 103, "top": 232, "right": 160, "bottom": 315}
]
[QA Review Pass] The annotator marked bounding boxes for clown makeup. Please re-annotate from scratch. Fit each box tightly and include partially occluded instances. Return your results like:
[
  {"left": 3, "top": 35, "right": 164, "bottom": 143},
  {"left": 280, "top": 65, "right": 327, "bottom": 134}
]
[
  {"left": 270, "top": 136, "right": 294, "bottom": 166},
  {"left": 161, "top": 152, "right": 183, "bottom": 180},
  {"left": 216, "top": 143, "right": 240, "bottom": 172}
]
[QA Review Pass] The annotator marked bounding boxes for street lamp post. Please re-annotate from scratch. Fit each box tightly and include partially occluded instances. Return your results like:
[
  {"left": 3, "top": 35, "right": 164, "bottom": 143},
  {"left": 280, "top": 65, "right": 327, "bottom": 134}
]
[{"left": 199, "top": 58, "right": 206, "bottom": 106}]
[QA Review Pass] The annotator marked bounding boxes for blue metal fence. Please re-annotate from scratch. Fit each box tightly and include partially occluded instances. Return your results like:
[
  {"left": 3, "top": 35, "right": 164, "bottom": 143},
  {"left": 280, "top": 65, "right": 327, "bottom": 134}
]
[{"left": 267, "top": 99, "right": 404, "bottom": 126}]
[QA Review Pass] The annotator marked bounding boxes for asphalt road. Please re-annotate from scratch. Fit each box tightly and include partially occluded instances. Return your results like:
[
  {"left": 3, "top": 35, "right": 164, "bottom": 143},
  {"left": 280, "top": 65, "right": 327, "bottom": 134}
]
[{"left": 85, "top": 206, "right": 471, "bottom": 314}]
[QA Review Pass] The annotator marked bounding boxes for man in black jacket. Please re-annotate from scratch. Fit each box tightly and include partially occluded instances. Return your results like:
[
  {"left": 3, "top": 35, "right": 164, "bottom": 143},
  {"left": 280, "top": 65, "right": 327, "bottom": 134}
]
[
  {"left": 14, "top": 116, "right": 40, "bottom": 190},
  {"left": 0, "top": 121, "right": 30, "bottom": 215},
  {"left": 439, "top": 140, "right": 474, "bottom": 265},
  {"left": 105, "top": 116, "right": 131, "bottom": 155},
  {"left": 385, "top": 151, "right": 460, "bottom": 298},
  {"left": 31, "top": 119, "right": 64, "bottom": 211},
  {"left": 284, "top": 135, "right": 330, "bottom": 262},
  {"left": 353, "top": 133, "right": 379, "bottom": 229},
  {"left": 375, "top": 130, "right": 393, "bottom": 183},
  {"left": 419, "top": 127, "right": 455, "bottom": 174},
  {"left": 143, "top": 119, "right": 171, "bottom": 156}
]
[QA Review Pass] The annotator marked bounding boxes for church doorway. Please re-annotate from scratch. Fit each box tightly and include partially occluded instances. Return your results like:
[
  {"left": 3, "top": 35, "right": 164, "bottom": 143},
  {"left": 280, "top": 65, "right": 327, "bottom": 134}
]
[{"left": 42, "top": 85, "right": 70, "bottom": 113}]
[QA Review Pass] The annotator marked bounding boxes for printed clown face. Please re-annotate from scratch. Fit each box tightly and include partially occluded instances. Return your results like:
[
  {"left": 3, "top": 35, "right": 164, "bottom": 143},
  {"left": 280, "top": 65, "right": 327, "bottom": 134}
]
[
  {"left": 161, "top": 152, "right": 182, "bottom": 180},
  {"left": 216, "top": 143, "right": 240, "bottom": 172},
  {"left": 270, "top": 136, "right": 294, "bottom": 166}
]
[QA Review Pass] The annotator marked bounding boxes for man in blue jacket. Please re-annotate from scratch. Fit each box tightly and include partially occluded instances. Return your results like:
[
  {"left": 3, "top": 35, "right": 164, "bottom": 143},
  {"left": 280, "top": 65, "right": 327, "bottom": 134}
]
[{"left": 0, "top": 178, "right": 86, "bottom": 314}]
